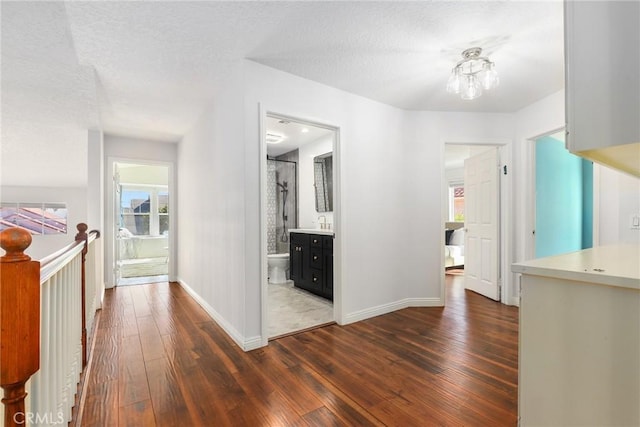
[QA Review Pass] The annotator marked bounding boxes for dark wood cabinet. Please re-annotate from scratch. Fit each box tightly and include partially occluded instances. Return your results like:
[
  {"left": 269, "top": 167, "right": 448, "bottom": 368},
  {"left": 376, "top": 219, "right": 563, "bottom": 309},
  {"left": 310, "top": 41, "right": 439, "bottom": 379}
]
[
  {"left": 289, "top": 232, "right": 308, "bottom": 284},
  {"left": 290, "top": 232, "right": 333, "bottom": 300}
]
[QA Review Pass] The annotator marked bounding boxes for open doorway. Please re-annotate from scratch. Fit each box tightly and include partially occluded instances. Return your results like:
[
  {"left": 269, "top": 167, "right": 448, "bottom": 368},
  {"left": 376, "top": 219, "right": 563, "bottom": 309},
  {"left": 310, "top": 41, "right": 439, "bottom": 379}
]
[
  {"left": 532, "top": 131, "right": 593, "bottom": 258},
  {"left": 114, "top": 162, "right": 170, "bottom": 286},
  {"left": 261, "top": 113, "right": 339, "bottom": 342},
  {"left": 443, "top": 143, "right": 510, "bottom": 303}
]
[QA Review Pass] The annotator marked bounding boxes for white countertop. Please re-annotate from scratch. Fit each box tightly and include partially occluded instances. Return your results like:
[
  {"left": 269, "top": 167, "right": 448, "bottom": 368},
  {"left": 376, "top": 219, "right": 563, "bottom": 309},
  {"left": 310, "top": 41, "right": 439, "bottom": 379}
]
[
  {"left": 289, "top": 228, "right": 335, "bottom": 236},
  {"left": 512, "top": 244, "right": 640, "bottom": 290}
]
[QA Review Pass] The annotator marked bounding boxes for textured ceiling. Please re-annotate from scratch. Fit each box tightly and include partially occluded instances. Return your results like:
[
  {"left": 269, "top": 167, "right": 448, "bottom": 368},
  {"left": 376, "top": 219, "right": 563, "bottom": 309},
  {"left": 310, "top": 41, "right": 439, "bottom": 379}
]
[{"left": 1, "top": 1, "right": 564, "bottom": 184}]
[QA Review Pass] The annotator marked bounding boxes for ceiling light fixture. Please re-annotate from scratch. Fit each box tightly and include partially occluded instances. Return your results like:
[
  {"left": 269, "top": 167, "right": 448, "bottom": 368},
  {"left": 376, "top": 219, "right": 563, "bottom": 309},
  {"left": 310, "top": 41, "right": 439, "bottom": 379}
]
[
  {"left": 266, "top": 132, "right": 285, "bottom": 144},
  {"left": 301, "top": 128, "right": 309, "bottom": 133},
  {"left": 446, "top": 47, "right": 499, "bottom": 100}
]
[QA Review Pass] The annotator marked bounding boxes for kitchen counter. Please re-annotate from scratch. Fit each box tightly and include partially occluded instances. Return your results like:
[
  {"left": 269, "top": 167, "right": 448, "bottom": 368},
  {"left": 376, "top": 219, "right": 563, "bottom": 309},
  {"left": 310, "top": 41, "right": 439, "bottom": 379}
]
[
  {"left": 288, "top": 228, "right": 334, "bottom": 236},
  {"left": 512, "top": 244, "right": 640, "bottom": 290},
  {"left": 514, "top": 244, "right": 640, "bottom": 426}
]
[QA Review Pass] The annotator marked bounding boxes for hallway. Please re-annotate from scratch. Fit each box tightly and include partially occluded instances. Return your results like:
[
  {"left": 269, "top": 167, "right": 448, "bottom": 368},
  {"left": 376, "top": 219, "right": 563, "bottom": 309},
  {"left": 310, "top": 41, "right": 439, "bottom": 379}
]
[{"left": 77, "top": 277, "right": 518, "bottom": 426}]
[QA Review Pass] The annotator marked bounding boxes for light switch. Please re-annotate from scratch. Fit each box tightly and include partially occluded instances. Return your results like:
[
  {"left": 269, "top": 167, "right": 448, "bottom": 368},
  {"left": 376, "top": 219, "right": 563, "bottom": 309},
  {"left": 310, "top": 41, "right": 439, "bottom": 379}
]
[{"left": 632, "top": 215, "right": 640, "bottom": 229}]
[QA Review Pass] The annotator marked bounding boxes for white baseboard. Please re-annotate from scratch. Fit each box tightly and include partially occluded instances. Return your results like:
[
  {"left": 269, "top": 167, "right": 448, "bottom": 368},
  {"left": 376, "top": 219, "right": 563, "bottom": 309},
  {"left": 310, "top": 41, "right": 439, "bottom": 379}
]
[
  {"left": 343, "top": 297, "right": 443, "bottom": 325},
  {"left": 243, "top": 336, "right": 263, "bottom": 351},
  {"left": 176, "top": 278, "right": 263, "bottom": 352},
  {"left": 510, "top": 296, "right": 520, "bottom": 307}
]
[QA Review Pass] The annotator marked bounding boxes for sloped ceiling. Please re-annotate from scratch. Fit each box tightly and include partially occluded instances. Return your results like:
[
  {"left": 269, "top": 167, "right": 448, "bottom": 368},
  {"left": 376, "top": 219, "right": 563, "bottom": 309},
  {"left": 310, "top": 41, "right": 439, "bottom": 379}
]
[{"left": 1, "top": 1, "right": 564, "bottom": 184}]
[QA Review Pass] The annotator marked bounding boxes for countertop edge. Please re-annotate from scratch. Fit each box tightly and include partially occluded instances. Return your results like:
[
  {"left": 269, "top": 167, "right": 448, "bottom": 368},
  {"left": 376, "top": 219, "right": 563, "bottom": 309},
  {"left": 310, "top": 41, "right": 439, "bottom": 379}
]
[
  {"left": 512, "top": 263, "right": 640, "bottom": 290},
  {"left": 511, "top": 244, "right": 640, "bottom": 291},
  {"left": 289, "top": 228, "right": 335, "bottom": 236}
]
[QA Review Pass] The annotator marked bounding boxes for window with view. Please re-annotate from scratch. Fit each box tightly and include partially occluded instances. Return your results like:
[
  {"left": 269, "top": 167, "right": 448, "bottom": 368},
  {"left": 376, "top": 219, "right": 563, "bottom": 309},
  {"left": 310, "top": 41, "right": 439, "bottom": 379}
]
[
  {"left": 449, "top": 185, "right": 464, "bottom": 222},
  {"left": 120, "top": 186, "right": 169, "bottom": 236}
]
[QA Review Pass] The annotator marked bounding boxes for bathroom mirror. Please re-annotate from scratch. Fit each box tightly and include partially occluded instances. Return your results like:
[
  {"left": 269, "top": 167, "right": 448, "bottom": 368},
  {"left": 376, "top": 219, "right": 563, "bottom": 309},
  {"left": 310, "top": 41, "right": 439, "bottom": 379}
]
[{"left": 314, "top": 152, "right": 333, "bottom": 212}]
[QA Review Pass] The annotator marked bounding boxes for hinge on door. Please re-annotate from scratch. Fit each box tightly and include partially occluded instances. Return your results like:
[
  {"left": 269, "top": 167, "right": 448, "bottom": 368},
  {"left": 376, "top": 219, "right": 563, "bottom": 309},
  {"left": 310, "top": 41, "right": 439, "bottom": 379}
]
[{"left": 503, "top": 165, "right": 508, "bottom": 175}]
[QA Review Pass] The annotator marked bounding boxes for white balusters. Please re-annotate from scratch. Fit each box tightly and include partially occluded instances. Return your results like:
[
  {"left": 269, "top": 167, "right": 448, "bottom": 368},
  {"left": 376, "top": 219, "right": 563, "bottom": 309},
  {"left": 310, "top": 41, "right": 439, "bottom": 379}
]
[{"left": 26, "top": 234, "right": 98, "bottom": 426}]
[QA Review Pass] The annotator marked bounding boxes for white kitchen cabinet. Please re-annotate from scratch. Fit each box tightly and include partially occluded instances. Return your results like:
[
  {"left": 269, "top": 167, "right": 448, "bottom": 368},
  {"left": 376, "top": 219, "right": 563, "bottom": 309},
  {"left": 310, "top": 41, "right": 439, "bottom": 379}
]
[
  {"left": 513, "top": 244, "right": 640, "bottom": 426},
  {"left": 564, "top": 1, "right": 640, "bottom": 176}
]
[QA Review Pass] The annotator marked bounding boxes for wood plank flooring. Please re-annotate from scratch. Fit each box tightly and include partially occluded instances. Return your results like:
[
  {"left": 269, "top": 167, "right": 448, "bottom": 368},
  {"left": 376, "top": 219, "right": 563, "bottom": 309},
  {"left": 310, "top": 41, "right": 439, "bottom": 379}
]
[{"left": 78, "top": 276, "right": 518, "bottom": 426}]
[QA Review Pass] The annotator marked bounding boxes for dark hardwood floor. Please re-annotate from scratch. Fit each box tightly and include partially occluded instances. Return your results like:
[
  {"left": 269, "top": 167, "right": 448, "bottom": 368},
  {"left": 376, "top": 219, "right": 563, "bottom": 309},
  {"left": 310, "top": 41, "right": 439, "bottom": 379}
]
[{"left": 77, "top": 276, "right": 518, "bottom": 426}]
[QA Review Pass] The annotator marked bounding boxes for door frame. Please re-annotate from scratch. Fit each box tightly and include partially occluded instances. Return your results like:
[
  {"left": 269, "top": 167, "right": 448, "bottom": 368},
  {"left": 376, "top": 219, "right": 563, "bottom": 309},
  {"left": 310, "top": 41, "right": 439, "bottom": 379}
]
[
  {"left": 259, "top": 105, "right": 341, "bottom": 347},
  {"left": 106, "top": 157, "right": 176, "bottom": 288},
  {"left": 525, "top": 127, "right": 600, "bottom": 260},
  {"left": 441, "top": 141, "right": 513, "bottom": 306}
]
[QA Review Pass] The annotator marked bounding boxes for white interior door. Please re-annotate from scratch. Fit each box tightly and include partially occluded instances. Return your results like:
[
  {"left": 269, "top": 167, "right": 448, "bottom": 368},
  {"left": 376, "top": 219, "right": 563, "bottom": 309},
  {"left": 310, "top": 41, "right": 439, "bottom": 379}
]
[
  {"left": 113, "top": 169, "right": 122, "bottom": 285},
  {"left": 464, "top": 147, "right": 500, "bottom": 301}
]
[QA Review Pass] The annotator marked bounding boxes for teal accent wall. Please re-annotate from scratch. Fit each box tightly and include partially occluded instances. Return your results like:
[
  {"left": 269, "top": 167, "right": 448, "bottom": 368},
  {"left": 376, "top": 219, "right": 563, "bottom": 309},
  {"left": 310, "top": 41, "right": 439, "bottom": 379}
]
[
  {"left": 535, "top": 136, "right": 593, "bottom": 258},
  {"left": 581, "top": 160, "right": 593, "bottom": 248}
]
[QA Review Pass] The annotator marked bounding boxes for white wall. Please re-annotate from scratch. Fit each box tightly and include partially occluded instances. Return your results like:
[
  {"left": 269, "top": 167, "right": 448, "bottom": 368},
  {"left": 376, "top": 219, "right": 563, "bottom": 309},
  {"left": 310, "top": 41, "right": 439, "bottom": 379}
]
[
  {"left": 87, "top": 129, "right": 105, "bottom": 307},
  {"left": 104, "top": 134, "right": 178, "bottom": 163},
  {"left": 298, "top": 135, "right": 334, "bottom": 229},
  {"left": 0, "top": 126, "right": 88, "bottom": 187},
  {"left": 0, "top": 186, "right": 87, "bottom": 260},
  {"left": 596, "top": 164, "right": 640, "bottom": 245},
  {"left": 175, "top": 64, "right": 248, "bottom": 347}
]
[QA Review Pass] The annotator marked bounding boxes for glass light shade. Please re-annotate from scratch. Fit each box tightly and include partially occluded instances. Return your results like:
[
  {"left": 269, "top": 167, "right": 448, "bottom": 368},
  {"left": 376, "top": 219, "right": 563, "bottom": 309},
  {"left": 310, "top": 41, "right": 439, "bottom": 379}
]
[
  {"left": 446, "top": 47, "right": 498, "bottom": 100},
  {"left": 460, "top": 75, "right": 482, "bottom": 100},
  {"left": 446, "top": 69, "right": 461, "bottom": 94},
  {"left": 481, "top": 63, "right": 499, "bottom": 90}
]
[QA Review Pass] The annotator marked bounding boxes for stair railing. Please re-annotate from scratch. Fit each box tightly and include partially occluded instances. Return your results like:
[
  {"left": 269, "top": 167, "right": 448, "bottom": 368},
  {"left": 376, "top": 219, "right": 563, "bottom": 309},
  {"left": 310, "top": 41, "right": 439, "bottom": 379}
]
[{"left": 0, "top": 223, "right": 100, "bottom": 427}]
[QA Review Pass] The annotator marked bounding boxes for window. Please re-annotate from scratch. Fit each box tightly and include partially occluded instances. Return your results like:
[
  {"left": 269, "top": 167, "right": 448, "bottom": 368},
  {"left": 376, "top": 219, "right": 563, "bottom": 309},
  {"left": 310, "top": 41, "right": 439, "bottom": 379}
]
[
  {"left": 0, "top": 202, "right": 68, "bottom": 235},
  {"left": 158, "top": 191, "right": 169, "bottom": 235},
  {"left": 449, "top": 184, "right": 465, "bottom": 222},
  {"left": 120, "top": 186, "right": 169, "bottom": 236}
]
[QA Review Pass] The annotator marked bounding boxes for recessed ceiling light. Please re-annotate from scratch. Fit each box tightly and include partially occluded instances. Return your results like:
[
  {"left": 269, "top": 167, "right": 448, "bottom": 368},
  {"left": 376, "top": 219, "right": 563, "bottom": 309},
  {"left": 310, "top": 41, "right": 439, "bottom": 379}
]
[
  {"left": 301, "top": 128, "right": 309, "bottom": 133},
  {"left": 266, "top": 132, "right": 285, "bottom": 144}
]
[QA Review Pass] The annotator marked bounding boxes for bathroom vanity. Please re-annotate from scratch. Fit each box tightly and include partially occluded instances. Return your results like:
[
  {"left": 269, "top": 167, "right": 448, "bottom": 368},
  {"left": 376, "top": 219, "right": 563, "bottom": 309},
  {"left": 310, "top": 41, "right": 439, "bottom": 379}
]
[{"left": 289, "top": 229, "right": 334, "bottom": 300}]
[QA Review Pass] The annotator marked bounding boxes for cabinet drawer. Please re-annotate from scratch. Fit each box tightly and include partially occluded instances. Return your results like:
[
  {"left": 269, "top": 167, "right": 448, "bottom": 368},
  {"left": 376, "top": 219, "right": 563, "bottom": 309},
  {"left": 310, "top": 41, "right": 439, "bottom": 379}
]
[
  {"left": 310, "top": 250, "right": 322, "bottom": 269},
  {"left": 309, "top": 269, "right": 324, "bottom": 292},
  {"left": 310, "top": 235, "right": 323, "bottom": 248}
]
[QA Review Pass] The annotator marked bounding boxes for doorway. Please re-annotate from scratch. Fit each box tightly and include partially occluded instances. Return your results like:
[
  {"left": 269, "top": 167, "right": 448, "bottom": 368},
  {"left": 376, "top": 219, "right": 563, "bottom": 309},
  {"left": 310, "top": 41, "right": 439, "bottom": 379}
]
[
  {"left": 443, "top": 143, "right": 510, "bottom": 303},
  {"left": 533, "top": 132, "right": 593, "bottom": 258},
  {"left": 113, "top": 162, "right": 171, "bottom": 286},
  {"left": 261, "top": 112, "right": 339, "bottom": 342}
]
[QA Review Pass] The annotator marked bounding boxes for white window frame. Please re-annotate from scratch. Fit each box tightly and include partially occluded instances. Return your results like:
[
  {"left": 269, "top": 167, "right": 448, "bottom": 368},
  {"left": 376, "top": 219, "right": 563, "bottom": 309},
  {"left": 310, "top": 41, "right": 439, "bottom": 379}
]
[
  {"left": 448, "top": 181, "right": 464, "bottom": 222},
  {"left": 120, "top": 184, "right": 168, "bottom": 236}
]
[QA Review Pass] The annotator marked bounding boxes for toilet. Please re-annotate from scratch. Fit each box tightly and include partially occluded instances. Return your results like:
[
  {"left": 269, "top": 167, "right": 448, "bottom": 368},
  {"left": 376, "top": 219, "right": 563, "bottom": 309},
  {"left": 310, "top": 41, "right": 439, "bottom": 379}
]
[{"left": 267, "top": 253, "right": 289, "bottom": 284}]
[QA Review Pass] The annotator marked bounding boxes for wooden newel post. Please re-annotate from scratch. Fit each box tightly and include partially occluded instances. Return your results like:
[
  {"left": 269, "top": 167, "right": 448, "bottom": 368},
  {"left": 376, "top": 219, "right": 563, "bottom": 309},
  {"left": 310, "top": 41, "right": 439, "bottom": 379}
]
[
  {"left": 0, "top": 229, "right": 40, "bottom": 427},
  {"left": 75, "top": 223, "right": 88, "bottom": 368}
]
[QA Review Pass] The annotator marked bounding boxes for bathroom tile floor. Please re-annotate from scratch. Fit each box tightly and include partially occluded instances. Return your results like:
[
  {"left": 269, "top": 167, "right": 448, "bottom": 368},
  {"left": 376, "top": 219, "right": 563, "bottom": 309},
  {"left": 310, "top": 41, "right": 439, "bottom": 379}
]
[{"left": 268, "top": 281, "right": 334, "bottom": 338}]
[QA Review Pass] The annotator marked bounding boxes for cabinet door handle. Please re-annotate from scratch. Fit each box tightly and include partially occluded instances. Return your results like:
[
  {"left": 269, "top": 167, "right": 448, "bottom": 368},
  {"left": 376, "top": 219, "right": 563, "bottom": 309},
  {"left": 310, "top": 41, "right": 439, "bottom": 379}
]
[
  {"left": 313, "top": 277, "right": 318, "bottom": 282},
  {"left": 313, "top": 239, "right": 318, "bottom": 243},
  {"left": 313, "top": 255, "right": 318, "bottom": 260}
]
